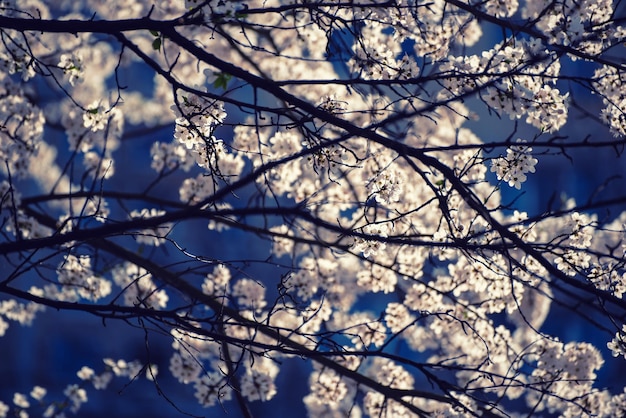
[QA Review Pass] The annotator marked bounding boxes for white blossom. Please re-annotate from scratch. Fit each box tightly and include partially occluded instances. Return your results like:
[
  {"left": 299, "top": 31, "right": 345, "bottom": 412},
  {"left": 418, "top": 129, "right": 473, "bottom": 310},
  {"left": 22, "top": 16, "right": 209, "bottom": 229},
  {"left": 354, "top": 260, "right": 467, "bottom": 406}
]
[{"left": 490, "top": 139, "right": 538, "bottom": 189}]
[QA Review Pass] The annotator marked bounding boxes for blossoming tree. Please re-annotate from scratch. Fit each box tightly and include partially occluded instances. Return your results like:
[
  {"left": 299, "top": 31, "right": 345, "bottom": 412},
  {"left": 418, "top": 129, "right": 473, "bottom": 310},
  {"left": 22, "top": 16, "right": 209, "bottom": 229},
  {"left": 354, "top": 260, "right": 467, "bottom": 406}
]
[{"left": 2, "top": 0, "right": 626, "bottom": 416}]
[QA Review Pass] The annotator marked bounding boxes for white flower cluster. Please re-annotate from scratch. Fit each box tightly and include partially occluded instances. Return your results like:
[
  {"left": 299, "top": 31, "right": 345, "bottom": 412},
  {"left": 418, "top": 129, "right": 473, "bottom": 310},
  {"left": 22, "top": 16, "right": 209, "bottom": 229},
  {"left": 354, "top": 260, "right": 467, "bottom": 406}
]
[
  {"left": 330, "top": 312, "right": 387, "bottom": 350},
  {"left": 202, "top": 264, "right": 231, "bottom": 297},
  {"left": 185, "top": 0, "right": 244, "bottom": 19},
  {"left": 232, "top": 278, "right": 267, "bottom": 311},
  {"left": 349, "top": 44, "right": 420, "bottom": 80},
  {"left": 111, "top": 262, "right": 168, "bottom": 309},
  {"left": 367, "top": 169, "right": 403, "bottom": 204},
  {"left": 0, "top": 74, "right": 45, "bottom": 178},
  {"left": 470, "top": 0, "right": 518, "bottom": 18},
  {"left": 490, "top": 139, "right": 538, "bottom": 189},
  {"left": 593, "top": 65, "right": 626, "bottom": 137},
  {"left": 356, "top": 263, "right": 397, "bottom": 294},
  {"left": 1, "top": 388, "right": 36, "bottom": 416},
  {"left": 303, "top": 362, "right": 356, "bottom": 415},
  {"left": 77, "top": 365, "right": 112, "bottom": 390},
  {"left": 251, "top": 130, "right": 305, "bottom": 196},
  {"left": 269, "top": 224, "right": 294, "bottom": 259},
  {"left": 286, "top": 267, "right": 319, "bottom": 301},
  {"left": 169, "top": 350, "right": 203, "bottom": 385},
  {"left": 194, "top": 372, "right": 232, "bottom": 407},
  {"left": 129, "top": 208, "right": 172, "bottom": 247},
  {"left": 173, "top": 93, "right": 226, "bottom": 148},
  {"left": 528, "top": 340, "right": 604, "bottom": 415},
  {"left": 352, "top": 223, "right": 392, "bottom": 259},
  {"left": 608, "top": 325, "right": 626, "bottom": 360},
  {"left": 77, "top": 358, "right": 149, "bottom": 390},
  {"left": 383, "top": 0, "right": 482, "bottom": 61},
  {"left": 317, "top": 94, "right": 347, "bottom": 115},
  {"left": 167, "top": 315, "right": 280, "bottom": 408},
  {"left": 165, "top": 89, "right": 242, "bottom": 223},
  {"left": 0, "top": 39, "right": 36, "bottom": 81},
  {"left": 82, "top": 101, "right": 109, "bottom": 133},
  {"left": 268, "top": 131, "right": 300, "bottom": 156},
  {"left": 171, "top": 93, "right": 233, "bottom": 174},
  {"left": 59, "top": 99, "right": 121, "bottom": 181},
  {"left": 170, "top": 325, "right": 222, "bottom": 383},
  {"left": 363, "top": 358, "right": 415, "bottom": 418},
  {"left": 62, "top": 100, "right": 121, "bottom": 154},
  {"left": 2, "top": 359, "right": 153, "bottom": 418},
  {"left": 554, "top": 249, "right": 591, "bottom": 276},
  {"left": 0, "top": 297, "right": 44, "bottom": 330},
  {"left": 240, "top": 358, "right": 279, "bottom": 402},
  {"left": 58, "top": 53, "right": 84, "bottom": 86},
  {"left": 150, "top": 140, "right": 195, "bottom": 172},
  {"left": 588, "top": 265, "right": 626, "bottom": 298},
  {"left": 553, "top": 212, "right": 595, "bottom": 277},
  {"left": 178, "top": 173, "right": 216, "bottom": 204},
  {"left": 62, "top": 384, "right": 87, "bottom": 414},
  {"left": 444, "top": 40, "right": 568, "bottom": 132},
  {"left": 522, "top": 0, "right": 616, "bottom": 52},
  {"left": 384, "top": 302, "right": 415, "bottom": 334},
  {"left": 56, "top": 254, "right": 112, "bottom": 302},
  {"left": 285, "top": 257, "right": 339, "bottom": 304},
  {"left": 449, "top": 255, "right": 525, "bottom": 314}
]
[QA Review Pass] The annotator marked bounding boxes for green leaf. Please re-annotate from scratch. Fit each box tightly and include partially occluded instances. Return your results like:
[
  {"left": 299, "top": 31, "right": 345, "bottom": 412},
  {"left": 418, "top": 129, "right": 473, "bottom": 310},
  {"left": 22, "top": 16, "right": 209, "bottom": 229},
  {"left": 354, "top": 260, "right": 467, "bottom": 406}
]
[
  {"left": 213, "top": 72, "right": 232, "bottom": 90},
  {"left": 87, "top": 108, "right": 98, "bottom": 114},
  {"left": 213, "top": 73, "right": 233, "bottom": 90},
  {"left": 152, "top": 38, "right": 162, "bottom": 51},
  {"left": 149, "top": 30, "right": 160, "bottom": 37}
]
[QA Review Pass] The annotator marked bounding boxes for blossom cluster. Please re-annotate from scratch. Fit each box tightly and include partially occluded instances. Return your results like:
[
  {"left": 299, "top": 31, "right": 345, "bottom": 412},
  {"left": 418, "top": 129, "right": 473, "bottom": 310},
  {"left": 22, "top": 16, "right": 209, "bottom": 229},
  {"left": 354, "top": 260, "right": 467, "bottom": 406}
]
[
  {"left": 111, "top": 262, "right": 169, "bottom": 309},
  {"left": 56, "top": 254, "right": 112, "bottom": 302},
  {"left": 128, "top": 208, "right": 172, "bottom": 247},
  {"left": 522, "top": 0, "right": 619, "bottom": 53},
  {"left": 490, "top": 139, "right": 538, "bottom": 189},
  {"left": 443, "top": 39, "right": 568, "bottom": 132},
  {"left": 0, "top": 74, "right": 44, "bottom": 178},
  {"left": 0, "top": 358, "right": 150, "bottom": 418},
  {"left": 349, "top": 46, "right": 420, "bottom": 81},
  {"left": 593, "top": 65, "right": 626, "bottom": 137}
]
